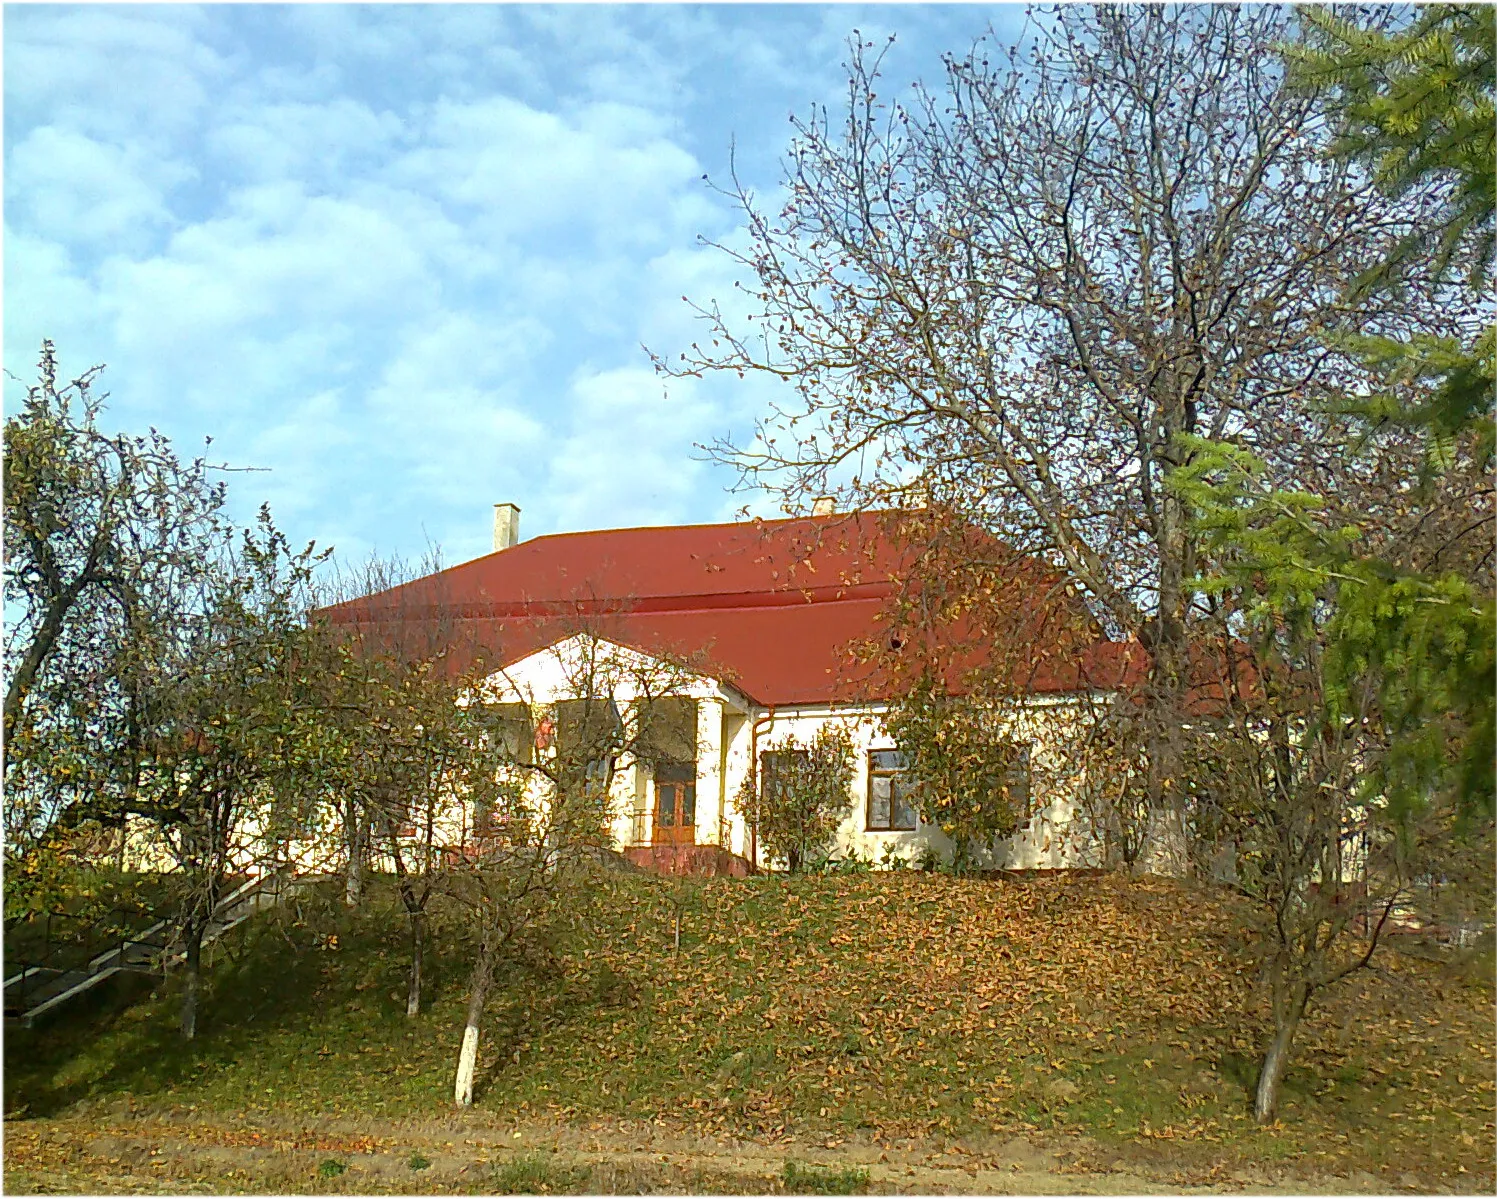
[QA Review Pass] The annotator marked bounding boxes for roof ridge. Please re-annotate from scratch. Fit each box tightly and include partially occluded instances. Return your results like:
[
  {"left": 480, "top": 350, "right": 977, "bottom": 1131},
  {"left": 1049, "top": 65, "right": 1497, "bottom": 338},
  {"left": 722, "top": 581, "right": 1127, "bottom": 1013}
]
[{"left": 474, "top": 509, "right": 890, "bottom": 559}]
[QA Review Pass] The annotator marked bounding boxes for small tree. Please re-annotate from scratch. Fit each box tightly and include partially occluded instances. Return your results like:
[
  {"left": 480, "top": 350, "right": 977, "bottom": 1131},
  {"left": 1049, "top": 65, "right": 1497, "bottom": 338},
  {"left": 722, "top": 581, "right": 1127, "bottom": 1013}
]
[
  {"left": 446, "top": 631, "right": 705, "bottom": 1106},
  {"left": 3, "top": 343, "right": 229, "bottom": 903},
  {"left": 309, "top": 550, "right": 480, "bottom": 1016},
  {"left": 884, "top": 675, "right": 1031, "bottom": 872},
  {"left": 124, "top": 509, "right": 326, "bottom": 1040},
  {"left": 742, "top": 724, "right": 854, "bottom": 872}
]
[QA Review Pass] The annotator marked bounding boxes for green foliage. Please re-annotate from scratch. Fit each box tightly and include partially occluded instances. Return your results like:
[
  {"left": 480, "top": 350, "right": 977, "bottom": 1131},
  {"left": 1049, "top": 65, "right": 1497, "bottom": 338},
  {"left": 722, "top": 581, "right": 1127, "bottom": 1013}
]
[
  {"left": 1328, "top": 325, "right": 1497, "bottom": 472},
  {"left": 1171, "top": 435, "right": 1494, "bottom": 823},
  {"left": 2, "top": 342, "right": 232, "bottom": 899},
  {"left": 883, "top": 674, "right": 1029, "bottom": 869},
  {"left": 782, "top": 1159, "right": 869, "bottom": 1194},
  {"left": 1287, "top": 6, "right": 1495, "bottom": 464},
  {"left": 405, "top": 1151, "right": 431, "bottom": 1171},
  {"left": 1288, "top": 4, "right": 1495, "bottom": 285},
  {"left": 3, "top": 343, "right": 335, "bottom": 951},
  {"left": 741, "top": 724, "right": 854, "bottom": 872},
  {"left": 493, "top": 1150, "right": 591, "bottom": 1194},
  {"left": 316, "top": 1158, "right": 346, "bottom": 1179},
  {"left": 807, "top": 847, "right": 874, "bottom": 875},
  {"left": 1164, "top": 4, "right": 1496, "bottom": 875},
  {"left": 1325, "top": 564, "right": 1495, "bottom": 822}
]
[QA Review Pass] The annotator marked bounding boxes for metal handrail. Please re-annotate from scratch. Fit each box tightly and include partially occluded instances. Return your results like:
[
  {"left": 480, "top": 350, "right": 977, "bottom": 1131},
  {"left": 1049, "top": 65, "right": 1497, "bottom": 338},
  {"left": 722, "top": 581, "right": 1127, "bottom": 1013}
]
[
  {"left": 5, "top": 901, "right": 167, "bottom": 1013},
  {"left": 5, "top": 869, "right": 294, "bottom": 1019}
]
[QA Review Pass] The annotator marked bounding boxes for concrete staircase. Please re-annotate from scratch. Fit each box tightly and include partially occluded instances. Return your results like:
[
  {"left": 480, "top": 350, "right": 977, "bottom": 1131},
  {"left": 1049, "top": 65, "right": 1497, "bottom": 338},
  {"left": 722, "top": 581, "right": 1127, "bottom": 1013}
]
[{"left": 4, "top": 871, "right": 298, "bottom": 1026}]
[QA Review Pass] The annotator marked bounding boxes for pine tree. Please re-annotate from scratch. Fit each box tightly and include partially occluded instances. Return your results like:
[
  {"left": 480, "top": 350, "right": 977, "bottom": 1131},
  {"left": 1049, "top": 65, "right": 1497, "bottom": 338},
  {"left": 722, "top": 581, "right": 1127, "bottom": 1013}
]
[
  {"left": 1164, "top": 6, "right": 1495, "bottom": 1123},
  {"left": 1288, "top": 4, "right": 1494, "bottom": 451}
]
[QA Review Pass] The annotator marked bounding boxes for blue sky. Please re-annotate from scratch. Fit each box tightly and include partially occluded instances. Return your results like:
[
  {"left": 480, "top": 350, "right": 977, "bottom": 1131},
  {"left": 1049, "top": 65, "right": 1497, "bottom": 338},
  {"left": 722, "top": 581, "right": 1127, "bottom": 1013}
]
[{"left": 5, "top": 3, "right": 1026, "bottom": 569}]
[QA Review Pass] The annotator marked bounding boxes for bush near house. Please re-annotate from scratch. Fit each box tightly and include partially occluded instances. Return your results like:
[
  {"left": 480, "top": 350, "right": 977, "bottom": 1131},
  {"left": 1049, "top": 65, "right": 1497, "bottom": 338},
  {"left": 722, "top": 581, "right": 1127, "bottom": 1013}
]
[{"left": 740, "top": 725, "right": 855, "bottom": 873}]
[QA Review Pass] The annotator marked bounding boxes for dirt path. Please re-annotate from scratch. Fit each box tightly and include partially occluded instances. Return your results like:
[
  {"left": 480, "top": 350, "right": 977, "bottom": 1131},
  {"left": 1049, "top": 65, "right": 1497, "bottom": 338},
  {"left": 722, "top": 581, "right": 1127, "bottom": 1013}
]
[{"left": 2, "top": 1106, "right": 1434, "bottom": 1195}]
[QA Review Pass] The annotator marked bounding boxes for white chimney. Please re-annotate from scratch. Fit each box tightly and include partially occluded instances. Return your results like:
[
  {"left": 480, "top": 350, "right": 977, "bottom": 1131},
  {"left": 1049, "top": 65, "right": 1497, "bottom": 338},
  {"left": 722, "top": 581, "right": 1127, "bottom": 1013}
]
[
  {"left": 492, "top": 503, "right": 521, "bottom": 551},
  {"left": 812, "top": 496, "right": 837, "bottom": 516}
]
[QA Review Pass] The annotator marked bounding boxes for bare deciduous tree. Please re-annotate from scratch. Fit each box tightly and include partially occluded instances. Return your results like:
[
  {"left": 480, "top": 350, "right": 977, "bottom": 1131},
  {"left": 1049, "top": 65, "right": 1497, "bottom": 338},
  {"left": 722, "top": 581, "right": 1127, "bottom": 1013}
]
[
  {"left": 447, "top": 629, "right": 707, "bottom": 1107},
  {"left": 660, "top": 4, "right": 1466, "bottom": 833}
]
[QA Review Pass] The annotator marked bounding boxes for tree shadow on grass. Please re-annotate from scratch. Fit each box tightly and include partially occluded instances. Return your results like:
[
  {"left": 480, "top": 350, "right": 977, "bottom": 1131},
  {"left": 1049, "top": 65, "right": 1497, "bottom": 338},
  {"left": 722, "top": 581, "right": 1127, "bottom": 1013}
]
[
  {"left": 3, "top": 898, "right": 468, "bottom": 1120},
  {"left": 470, "top": 960, "right": 611, "bottom": 1106}
]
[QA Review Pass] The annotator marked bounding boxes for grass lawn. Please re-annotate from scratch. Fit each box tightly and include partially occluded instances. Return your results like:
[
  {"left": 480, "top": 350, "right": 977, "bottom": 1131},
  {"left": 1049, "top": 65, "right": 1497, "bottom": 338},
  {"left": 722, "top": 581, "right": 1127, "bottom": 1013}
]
[{"left": 5, "top": 870, "right": 1494, "bottom": 1192}]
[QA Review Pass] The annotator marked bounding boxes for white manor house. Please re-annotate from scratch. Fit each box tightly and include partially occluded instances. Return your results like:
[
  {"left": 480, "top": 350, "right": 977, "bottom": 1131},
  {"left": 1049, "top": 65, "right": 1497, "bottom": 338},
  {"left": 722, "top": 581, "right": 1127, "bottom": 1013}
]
[{"left": 302, "top": 503, "right": 1179, "bottom": 877}]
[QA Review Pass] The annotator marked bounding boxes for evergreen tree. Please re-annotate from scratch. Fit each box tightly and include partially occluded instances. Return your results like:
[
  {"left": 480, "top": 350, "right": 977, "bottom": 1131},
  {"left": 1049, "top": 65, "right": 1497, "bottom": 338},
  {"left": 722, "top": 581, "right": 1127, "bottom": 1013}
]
[{"left": 1165, "top": 5, "right": 1495, "bottom": 1122}]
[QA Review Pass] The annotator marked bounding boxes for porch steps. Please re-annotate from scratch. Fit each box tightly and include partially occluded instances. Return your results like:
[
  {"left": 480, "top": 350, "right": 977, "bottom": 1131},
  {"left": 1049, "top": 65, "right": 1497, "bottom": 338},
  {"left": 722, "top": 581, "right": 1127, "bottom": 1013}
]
[{"left": 623, "top": 844, "right": 756, "bottom": 877}]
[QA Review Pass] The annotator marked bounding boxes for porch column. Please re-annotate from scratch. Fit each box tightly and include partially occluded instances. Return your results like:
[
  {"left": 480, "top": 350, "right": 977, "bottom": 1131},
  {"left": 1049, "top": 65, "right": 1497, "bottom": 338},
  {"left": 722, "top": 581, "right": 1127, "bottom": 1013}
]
[{"left": 696, "top": 697, "right": 725, "bottom": 846}]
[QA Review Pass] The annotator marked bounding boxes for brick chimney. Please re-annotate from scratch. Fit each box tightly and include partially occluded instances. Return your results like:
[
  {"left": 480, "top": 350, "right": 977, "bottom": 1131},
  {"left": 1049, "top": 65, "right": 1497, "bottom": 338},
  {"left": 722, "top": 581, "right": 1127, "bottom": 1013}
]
[
  {"left": 812, "top": 496, "right": 836, "bottom": 516},
  {"left": 492, "top": 503, "right": 521, "bottom": 551}
]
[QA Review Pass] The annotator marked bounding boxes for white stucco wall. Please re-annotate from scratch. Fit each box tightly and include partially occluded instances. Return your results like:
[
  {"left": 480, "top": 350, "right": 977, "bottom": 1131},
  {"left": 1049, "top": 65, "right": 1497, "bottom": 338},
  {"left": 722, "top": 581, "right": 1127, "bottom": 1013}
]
[
  {"left": 120, "top": 631, "right": 1124, "bottom": 883},
  {"left": 457, "top": 636, "right": 1127, "bottom": 871},
  {"left": 730, "top": 698, "right": 1107, "bottom": 872}
]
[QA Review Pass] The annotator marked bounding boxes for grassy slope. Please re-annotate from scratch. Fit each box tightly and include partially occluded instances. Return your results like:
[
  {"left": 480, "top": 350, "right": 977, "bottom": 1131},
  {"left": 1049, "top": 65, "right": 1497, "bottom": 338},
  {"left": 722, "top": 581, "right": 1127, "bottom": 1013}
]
[{"left": 5, "top": 871, "right": 1494, "bottom": 1185}]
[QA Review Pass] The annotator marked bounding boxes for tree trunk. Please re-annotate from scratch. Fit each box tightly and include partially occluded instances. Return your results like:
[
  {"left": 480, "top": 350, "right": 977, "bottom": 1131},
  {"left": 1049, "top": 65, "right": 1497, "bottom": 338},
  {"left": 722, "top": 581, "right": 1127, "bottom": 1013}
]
[
  {"left": 453, "top": 952, "right": 494, "bottom": 1107},
  {"left": 344, "top": 807, "right": 365, "bottom": 907},
  {"left": 406, "top": 910, "right": 424, "bottom": 1018},
  {"left": 2, "top": 585, "right": 83, "bottom": 774},
  {"left": 180, "top": 920, "right": 205, "bottom": 1041},
  {"left": 391, "top": 864, "right": 426, "bottom": 1018},
  {"left": 1255, "top": 976, "right": 1309, "bottom": 1123},
  {"left": 1141, "top": 588, "right": 1192, "bottom": 877}
]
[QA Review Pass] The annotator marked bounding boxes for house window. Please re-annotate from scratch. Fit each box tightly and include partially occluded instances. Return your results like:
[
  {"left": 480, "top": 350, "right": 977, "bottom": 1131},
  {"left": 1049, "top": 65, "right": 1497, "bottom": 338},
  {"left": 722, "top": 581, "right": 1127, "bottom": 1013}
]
[
  {"left": 482, "top": 703, "right": 534, "bottom": 765},
  {"left": 867, "top": 749, "right": 918, "bottom": 831},
  {"left": 555, "top": 697, "right": 623, "bottom": 795},
  {"left": 760, "top": 748, "right": 809, "bottom": 806}
]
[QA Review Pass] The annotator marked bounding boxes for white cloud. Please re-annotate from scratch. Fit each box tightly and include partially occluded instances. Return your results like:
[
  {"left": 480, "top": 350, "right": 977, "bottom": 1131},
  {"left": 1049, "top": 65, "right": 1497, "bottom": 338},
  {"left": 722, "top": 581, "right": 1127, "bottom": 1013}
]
[
  {"left": 543, "top": 365, "right": 713, "bottom": 534},
  {"left": 7, "top": 126, "right": 193, "bottom": 249},
  {"left": 386, "top": 95, "right": 702, "bottom": 250},
  {"left": 3, "top": 229, "right": 104, "bottom": 378},
  {"left": 4, "top": 6, "right": 229, "bottom": 142},
  {"left": 5, "top": 3, "right": 1017, "bottom": 568},
  {"left": 203, "top": 97, "right": 404, "bottom": 187}
]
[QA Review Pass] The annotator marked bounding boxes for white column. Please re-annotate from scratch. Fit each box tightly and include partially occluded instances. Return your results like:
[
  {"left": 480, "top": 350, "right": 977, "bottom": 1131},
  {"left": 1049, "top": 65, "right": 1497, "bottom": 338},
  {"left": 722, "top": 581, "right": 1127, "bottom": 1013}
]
[{"left": 696, "top": 698, "right": 724, "bottom": 846}]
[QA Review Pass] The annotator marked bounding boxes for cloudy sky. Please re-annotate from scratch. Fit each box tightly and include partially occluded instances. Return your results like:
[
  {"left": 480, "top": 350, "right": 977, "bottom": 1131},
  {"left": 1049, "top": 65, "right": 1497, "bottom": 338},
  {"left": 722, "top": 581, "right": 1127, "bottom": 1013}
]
[{"left": 5, "top": 3, "right": 1025, "bottom": 569}]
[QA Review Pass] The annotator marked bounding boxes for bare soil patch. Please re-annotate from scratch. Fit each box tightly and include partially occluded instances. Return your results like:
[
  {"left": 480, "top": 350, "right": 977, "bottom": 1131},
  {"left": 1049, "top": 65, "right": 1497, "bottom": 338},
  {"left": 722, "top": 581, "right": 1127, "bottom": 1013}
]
[{"left": 2, "top": 1106, "right": 1480, "bottom": 1195}]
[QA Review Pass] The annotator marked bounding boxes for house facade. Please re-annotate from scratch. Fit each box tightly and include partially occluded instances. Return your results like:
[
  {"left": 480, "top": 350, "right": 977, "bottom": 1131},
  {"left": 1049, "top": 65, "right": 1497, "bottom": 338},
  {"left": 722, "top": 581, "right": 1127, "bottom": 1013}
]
[{"left": 324, "top": 505, "right": 1149, "bottom": 875}]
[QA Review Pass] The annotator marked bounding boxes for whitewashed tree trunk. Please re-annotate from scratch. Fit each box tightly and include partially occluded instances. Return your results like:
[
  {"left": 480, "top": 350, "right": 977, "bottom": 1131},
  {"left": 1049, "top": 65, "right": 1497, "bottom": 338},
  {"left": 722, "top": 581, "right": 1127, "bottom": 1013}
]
[
  {"left": 453, "top": 955, "right": 493, "bottom": 1107},
  {"left": 344, "top": 807, "right": 365, "bottom": 907},
  {"left": 1255, "top": 974, "right": 1309, "bottom": 1123},
  {"left": 454, "top": 1023, "right": 480, "bottom": 1107}
]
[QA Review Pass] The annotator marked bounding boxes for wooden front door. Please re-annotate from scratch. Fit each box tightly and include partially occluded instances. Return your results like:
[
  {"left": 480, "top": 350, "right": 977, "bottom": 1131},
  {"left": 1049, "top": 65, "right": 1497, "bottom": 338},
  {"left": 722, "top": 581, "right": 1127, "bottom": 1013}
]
[{"left": 653, "top": 762, "right": 697, "bottom": 846}]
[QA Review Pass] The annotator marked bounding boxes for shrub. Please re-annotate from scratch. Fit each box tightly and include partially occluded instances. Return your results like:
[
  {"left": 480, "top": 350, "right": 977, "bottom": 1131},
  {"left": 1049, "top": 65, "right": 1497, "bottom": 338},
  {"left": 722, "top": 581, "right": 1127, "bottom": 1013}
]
[
  {"left": 782, "top": 1159, "right": 869, "bottom": 1194},
  {"left": 741, "top": 724, "right": 855, "bottom": 872},
  {"left": 885, "top": 674, "right": 1032, "bottom": 871}
]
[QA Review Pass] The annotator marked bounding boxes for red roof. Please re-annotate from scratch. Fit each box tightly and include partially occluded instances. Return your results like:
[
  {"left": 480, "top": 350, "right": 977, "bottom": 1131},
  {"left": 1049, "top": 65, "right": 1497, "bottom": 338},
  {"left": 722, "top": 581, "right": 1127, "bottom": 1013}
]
[{"left": 320, "top": 513, "right": 1133, "bottom": 706}]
